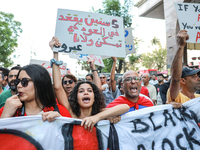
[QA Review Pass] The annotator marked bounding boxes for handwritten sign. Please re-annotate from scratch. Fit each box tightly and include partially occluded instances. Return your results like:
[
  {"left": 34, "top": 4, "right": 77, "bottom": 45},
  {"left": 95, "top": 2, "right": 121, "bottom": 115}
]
[
  {"left": 175, "top": 2, "right": 200, "bottom": 43},
  {"left": 69, "top": 53, "right": 105, "bottom": 67},
  {"left": 30, "top": 59, "right": 67, "bottom": 78},
  {"left": 0, "top": 97, "right": 200, "bottom": 149},
  {"left": 53, "top": 9, "right": 126, "bottom": 57},
  {"left": 125, "top": 27, "right": 135, "bottom": 54}
]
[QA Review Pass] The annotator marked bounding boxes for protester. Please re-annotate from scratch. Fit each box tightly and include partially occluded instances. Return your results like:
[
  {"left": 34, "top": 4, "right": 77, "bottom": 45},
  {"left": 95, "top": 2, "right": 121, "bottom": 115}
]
[
  {"left": 100, "top": 73, "right": 108, "bottom": 90},
  {"left": 160, "top": 79, "right": 171, "bottom": 104},
  {"left": 85, "top": 73, "right": 93, "bottom": 82},
  {"left": 107, "top": 70, "right": 154, "bottom": 112},
  {"left": 154, "top": 73, "right": 165, "bottom": 105},
  {"left": 164, "top": 74, "right": 169, "bottom": 82},
  {"left": 167, "top": 30, "right": 200, "bottom": 104},
  {"left": 149, "top": 74, "right": 158, "bottom": 85},
  {"left": 0, "top": 66, "right": 21, "bottom": 108},
  {"left": 0, "top": 67, "right": 9, "bottom": 90},
  {"left": 0, "top": 73, "right": 6, "bottom": 95},
  {"left": 103, "top": 57, "right": 121, "bottom": 106},
  {"left": 142, "top": 73, "right": 157, "bottom": 105},
  {"left": 0, "top": 64, "right": 71, "bottom": 119},
  {"left": 140, "top": 86, "right": 150, "bottom": 98}
]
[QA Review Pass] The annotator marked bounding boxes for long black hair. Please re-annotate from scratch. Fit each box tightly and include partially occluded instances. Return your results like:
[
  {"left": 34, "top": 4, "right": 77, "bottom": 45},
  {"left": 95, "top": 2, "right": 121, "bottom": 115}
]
[
  {"left": 68, "top": 81, "right": 105, "bottom": 117},
  {"left": 17, "top": 64, "right": 56, "bottom": 108}
]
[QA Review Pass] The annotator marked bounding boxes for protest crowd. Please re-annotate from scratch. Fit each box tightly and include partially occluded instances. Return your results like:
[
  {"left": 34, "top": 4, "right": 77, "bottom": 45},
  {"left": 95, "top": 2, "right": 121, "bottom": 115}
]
[{"left": 1, "top": 4, "right": 200, "bottom": 150}]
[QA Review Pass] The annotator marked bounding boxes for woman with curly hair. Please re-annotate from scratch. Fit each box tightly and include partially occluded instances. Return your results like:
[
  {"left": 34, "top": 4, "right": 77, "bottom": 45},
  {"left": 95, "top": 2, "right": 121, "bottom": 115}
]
[{"left": 49, "top": 37, "right": 129, "bottom": 130}]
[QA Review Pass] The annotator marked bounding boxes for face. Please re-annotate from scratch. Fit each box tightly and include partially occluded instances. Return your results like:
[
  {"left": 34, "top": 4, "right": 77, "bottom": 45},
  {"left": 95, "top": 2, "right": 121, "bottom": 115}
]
[
  {"left": 0, "top": 74, "right": 3, "bottom": 88},
  {"left": 8, "top": 69, "right": 19, "bottom": 90},
  {"left": 152, "top": 75, "right": 156, "bottom": 80},
  {"left": 100, "top": 75, "right": 106, "bottom": 84},
  {"left": 63, "top": 77, "right": 76, "bottom": 95},
  {"left": 106, "top": 77, "right": 111, "bottom": 87},
  {"left": 157, "top": 76, "right": 164, "bottom": 83},
  {"left": 85, "top": 76, "right": 93, "bottom": 82},
  {"left": 77, "top": 83, "right": 95, "bottom": 108},
  {"left": 184, "top": 74, "right": 200, "bottom": 92},
  {"left": 17, "top": 70, "right": 35, "bottom": 102},
  {"left": 123, "top": 71, "right": 142, "bottom": 99},
  {"left": 142, "top": 74, "right": 149, "bottom": 84}
]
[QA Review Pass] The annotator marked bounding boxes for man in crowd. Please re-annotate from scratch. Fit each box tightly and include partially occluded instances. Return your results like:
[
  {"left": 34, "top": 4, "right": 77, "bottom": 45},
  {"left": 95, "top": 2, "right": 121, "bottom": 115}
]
[
  {"left": 0, "top": 73, "right": 6, "bottom": 95},
  {"left": 142, "top": 73, "right": 157, "bottom": 105},
  {"left": 154, "top": 73, "right": 165, "bottom": 105},
  {"left": 164, "top": 75, "right": 169, "bottom": 82},
  {"left": 149, "top": 74, "right": 158, "bottom": 85},
  {"left": 107, "top": 70, "right": 154, "bottom": 112},
  {"left": 100, "top": 74, "right": 108, "bottom": 91},
  {"left": 0, "top": 66, "right": 21, "bottom": 108},
  {"left": 167, "top": 30, "right": 200, "bottom": 103},
  {"left": 0, "top": 67, "right": 10, "bottom": 90}
]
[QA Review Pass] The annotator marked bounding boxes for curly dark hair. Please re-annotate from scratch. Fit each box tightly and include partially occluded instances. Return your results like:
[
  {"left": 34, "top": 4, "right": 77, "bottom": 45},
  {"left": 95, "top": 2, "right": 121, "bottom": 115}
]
[{"left": 68, "top": 81, "right": 105, "bottom": 117}]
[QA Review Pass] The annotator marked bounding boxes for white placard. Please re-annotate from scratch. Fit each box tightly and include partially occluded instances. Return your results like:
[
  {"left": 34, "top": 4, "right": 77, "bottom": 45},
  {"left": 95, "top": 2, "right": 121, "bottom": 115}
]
[
  {"left": 175, "top": 2, "right": 200, "bottom": 43},
  {"left": 30, "top": 59, "right": 67, "bottom": 78},
  {"left": 125, "top": 27, "right": 135, "bottom": 54},
  {"left": 53, "top": 9, "right": 126, "bottom": 57},
  {"left": 69, "top": 53, "right": 105, "bottom": 67}
]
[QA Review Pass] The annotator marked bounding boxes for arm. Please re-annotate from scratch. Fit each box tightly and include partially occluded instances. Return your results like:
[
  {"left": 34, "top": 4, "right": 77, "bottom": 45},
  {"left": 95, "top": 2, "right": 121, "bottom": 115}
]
[
  {"left": 87, "top": 57, "right": 101, "bottom": 90},
  {"left": 81, "top": 104, "right": 129, "bottom": 132},
  {"left": 169, "top": 30, "right": 189, "bottom": 102},
  {"left": 49, "top": 37, "right": 71, "bottom": 112},
  {"left": 110, "top": 57, "right": 117, "bottom": 92}
]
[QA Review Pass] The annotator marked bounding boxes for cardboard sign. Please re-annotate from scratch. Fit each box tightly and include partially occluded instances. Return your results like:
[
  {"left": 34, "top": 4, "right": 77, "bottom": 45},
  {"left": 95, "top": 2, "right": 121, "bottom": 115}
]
[
  {"left": 53, "top": 9, "right": 126, "bottom": 57},
  {"left": 69, "top": 53, "right": 105, "bottom": 67},
  {"left": 30, "top": 59, "right": 67, "bottom": 78},
  {"left": 1, "top": 97, "right": 200, "bottom": 149},
  {"left": 175, "top": 2, "right": 200, "bottom": 43},
  {"left": 125, "top": 27, "right": 135, "bottom": 54}
]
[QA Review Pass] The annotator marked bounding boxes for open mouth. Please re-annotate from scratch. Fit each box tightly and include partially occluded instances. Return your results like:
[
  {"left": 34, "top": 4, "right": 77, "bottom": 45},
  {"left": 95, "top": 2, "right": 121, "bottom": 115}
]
[
  {"left": 82, "top": 97, "right": 90, "bottom": 103},
  {"left": 18, "top": 92, "right": 23, "bottom": 96},
  {"left": 130, "top": 87, "right": 137, "bottom": 92}
]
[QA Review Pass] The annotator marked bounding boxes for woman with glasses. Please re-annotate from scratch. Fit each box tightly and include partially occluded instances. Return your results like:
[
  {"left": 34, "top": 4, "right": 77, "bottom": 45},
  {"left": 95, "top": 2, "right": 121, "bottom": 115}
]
[{"left": 0, "top": 64, "right": 71, "bottom": 119}]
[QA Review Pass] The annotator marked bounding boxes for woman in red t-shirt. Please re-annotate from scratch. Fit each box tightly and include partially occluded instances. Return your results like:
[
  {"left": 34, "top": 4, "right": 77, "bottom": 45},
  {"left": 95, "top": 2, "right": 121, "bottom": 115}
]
[{"left": 0, "top": 64, "right": 71, "bottom": 119}]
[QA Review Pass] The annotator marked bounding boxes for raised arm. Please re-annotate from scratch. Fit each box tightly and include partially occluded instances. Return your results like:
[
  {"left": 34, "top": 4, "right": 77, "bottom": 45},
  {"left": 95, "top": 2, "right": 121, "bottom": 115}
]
[
  {"left": 49, "top": 37, "right": 71, "bottom": 112},
  {"left": 87, "top": 57, "right": 102, "bottom": 90},
  {"left": 169, "top": 30, "right": 189, "bottom": 101},
  {"left": 110, "top": 57, "right": 117, "bottom": 92},
  {"left": 81, "top": 104, "right": 129, "bottom": 131}
]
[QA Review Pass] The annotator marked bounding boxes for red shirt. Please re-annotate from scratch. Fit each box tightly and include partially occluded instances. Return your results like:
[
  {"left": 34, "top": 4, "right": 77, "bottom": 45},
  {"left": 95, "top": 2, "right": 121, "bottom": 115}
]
[
  {"left": 0, "top": 103, "right": 71, "bottom": 117},
  {"left": 140, "top": 86, "right": 150, "bottom": 98}
]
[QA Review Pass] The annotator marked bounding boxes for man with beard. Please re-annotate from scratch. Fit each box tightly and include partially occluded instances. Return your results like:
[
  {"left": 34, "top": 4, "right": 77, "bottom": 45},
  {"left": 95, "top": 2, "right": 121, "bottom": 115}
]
[
  {"left": 154, "top": 73, "right": 165, "bottom": 105},
  {"left": 167, "top": 30, "right": 200, "bottom": 104},
  {"left": 0, "top": 66, "right": 21, "bottom": 108},
  {"left": 106, "top": 70, "right": 154, "bottom": 113}
]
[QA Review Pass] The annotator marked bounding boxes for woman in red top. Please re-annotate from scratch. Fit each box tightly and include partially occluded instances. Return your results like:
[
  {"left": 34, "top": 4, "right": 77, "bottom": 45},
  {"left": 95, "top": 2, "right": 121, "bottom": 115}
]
[{"left": 0, "top": 64, "right": 70, "bottom": 119}]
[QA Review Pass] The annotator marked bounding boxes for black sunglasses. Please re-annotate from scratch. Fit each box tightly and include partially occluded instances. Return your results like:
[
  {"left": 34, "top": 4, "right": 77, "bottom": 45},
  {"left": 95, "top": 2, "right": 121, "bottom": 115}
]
[
  {"left": 15, "top": 78, "right": 32, "bottom": 87},
  {"left": 106, "top": 79, "right": 110, "bottom": 82},
  {"left": 62, "top": 80, "right": 74, "bottom": 85},
  {"left": 8, "top": 75, "right": 18, "bottom": 78}
]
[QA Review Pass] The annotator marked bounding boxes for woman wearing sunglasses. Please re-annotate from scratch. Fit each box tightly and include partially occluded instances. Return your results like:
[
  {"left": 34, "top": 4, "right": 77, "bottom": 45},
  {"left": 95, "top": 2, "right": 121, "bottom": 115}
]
[
  {"left": 62, "top": 73, "right": 77, "bottom": 97},
  {"left": 0, "top": 64, "right": 71, "bottom": 119}
]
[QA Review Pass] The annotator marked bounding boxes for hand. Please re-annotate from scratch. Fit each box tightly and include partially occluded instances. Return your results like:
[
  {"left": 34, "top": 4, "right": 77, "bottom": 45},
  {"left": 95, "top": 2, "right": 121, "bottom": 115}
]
[
  {"left": 49, "top": 36, "right": 61, "bottom": 50},
  {"left": 1, "top": 95, "right": 23, "bottom": 118},
  {"left": 111, "top": 57, "right": 117, "bottom": 62},
  {"left": 86, "top": 57, "right": 95, "bottom": 70},
  {"left": 152, "top": 99, "right": 157, "bottom": 106},
  {"left": 42, "top": 111, "right": 61, "bottom": 122},
  {"left": 170, "top": 102, "right": 182, "bottom": 108},
  {"left": 107, "top": 116, "right": 121, "bottom": 124},
  {"left": 177, "top": 30, "right": 189, "bottom": 47},
  {"left": 81, "top": 116, "right": 100, "bottom": 132}
]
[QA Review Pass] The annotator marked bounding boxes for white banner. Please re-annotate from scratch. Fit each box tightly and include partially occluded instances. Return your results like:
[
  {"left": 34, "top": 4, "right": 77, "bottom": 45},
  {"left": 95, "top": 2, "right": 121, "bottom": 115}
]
[
  {"left": 69, "top": 53, "right": 105, "bottom": 67},
  {"left": 125, "top": 27, "right": 135, "bottom": 54},
  {"left": 0, "top": 97, "right": 200, "bottom": 149},
  {"left": 175, "top": 2, "right": 200, "bottom": 43},
  {"left": 30, "top": 59, "right": 67, "bottom": 78},
  {"left": 53, "top": 9, "right": 126, "bottom": 57}
]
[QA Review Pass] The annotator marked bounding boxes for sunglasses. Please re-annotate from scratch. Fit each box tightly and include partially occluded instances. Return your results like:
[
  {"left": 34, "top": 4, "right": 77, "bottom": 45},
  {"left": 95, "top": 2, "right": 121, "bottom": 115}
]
[
  {"left": 106, "top": 79, "right": 110, "bottom": 82},
  {"left": 100, "top": 77, "right": 105, "bottom": 79},
  {"left": 15, "top": 78, "right": 32, "bottom": 87},
  {"left": 8, "top": 75, "right": 18, "bottom": 78},
  {"left": 62, "top": 80, "right": 74, "bottom": 85}
]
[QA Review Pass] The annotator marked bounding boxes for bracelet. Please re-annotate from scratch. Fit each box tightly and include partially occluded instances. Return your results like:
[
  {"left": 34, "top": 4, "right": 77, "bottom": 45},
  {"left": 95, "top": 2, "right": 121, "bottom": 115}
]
[
  {"left": 92, "top": 69, "right": 97, "bottom": 72},
  {"left": 50, "top": 58, "right": 63, "bottom": 68}
]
